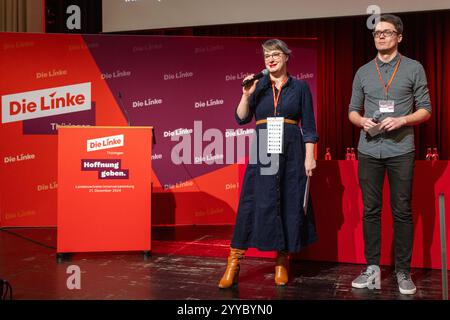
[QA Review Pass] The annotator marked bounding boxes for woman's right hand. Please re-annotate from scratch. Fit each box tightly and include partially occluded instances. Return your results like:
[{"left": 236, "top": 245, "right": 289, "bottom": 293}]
[{"left": 242, "top": 74, "right": 258, "bottom": 96}]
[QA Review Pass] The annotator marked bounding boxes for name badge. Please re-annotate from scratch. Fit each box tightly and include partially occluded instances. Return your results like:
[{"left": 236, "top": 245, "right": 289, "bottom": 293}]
[
  {"left": 267, "top": 117, "right": 284, "bottom": 154},
  {"left": 379, "top": 100, "right": 395, "bottom": 113}
]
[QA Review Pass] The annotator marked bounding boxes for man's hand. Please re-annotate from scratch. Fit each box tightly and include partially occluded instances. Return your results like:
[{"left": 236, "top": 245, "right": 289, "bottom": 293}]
[
  {"left": 360, "top": 117, "right": 378, "bottom": 132},
  {"left": 379, "top": 117, "right": 407, "bottom": 132}
]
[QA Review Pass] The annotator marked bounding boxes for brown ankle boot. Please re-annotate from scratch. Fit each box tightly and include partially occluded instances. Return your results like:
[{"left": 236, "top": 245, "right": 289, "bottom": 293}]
[
  {"left": 218, "top": 247, "right": 246, "bottom": 288},
  {"left": 275, "top": 251, "right": 289, "bottom": 286}
]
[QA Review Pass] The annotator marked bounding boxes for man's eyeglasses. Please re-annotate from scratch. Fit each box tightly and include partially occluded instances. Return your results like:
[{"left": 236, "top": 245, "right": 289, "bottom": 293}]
[
  {"left": 264, "top": 52, "right": 284, "bottom": 60},
  {"left": 372, "top": 29, "right": 399, "bottom": 38}
]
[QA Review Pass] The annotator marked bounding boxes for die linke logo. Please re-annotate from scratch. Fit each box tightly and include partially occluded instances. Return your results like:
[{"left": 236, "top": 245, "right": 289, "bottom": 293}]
[
  {"left": 81, "top": 159, "right": 129, "bottom": 180},
  {"left": 1, "top": 82, "right": 91, "bottom": 124},
  {"left": 87, "top": 134, "right": 124, "bottom": 152}
]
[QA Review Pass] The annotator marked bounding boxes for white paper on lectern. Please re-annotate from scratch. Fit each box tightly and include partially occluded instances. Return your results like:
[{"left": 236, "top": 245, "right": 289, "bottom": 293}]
[{"left": 303, "top": 176, "right": 310, "bottom": 215}]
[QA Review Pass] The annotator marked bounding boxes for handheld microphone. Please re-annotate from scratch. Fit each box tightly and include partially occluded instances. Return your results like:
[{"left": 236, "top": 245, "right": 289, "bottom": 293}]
[
  {"left": 367, "top": 110, "right": 384, "bottom": 137},
  {"left": 371, "top": 110, "right": 382, "bottom": 123},
  {"left": 117, "top": 92, "right": 131, "bottom": 126},
  {"left": 241, "top": 69, "right": 269, "bottom": 87}
]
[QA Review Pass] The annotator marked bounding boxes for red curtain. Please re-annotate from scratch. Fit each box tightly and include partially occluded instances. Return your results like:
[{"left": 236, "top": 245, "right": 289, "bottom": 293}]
[{"left": 149, "top": 10, "right": 450, "bottom": 160}]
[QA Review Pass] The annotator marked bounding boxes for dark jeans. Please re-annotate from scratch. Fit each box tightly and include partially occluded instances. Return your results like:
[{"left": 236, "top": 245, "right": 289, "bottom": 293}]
[{"left": 358, "top": 151, "right": 415, "bottom": 273}]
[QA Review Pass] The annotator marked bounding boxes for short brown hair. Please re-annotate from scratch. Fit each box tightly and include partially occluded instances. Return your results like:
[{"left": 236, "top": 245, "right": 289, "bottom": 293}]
[
  {"left": 378, "top": 14, "right": 403, "bottom": 34},
  {"left": 262, "top": 39, "right": 292, "bottom": 56}
]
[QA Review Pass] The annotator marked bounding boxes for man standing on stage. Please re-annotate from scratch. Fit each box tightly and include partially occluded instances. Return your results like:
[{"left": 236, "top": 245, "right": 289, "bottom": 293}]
[{"left": 348, "top": 14, "right": 432, "bottom": 295}]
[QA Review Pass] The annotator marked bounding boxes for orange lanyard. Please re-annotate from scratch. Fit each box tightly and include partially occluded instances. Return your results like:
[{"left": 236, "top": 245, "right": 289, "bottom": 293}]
[
  {"left": 375, "top": 54, "right": 402, "bottom": 98},
  {"left": 271, "top": 78, "right": 288, "bottom": 116}
]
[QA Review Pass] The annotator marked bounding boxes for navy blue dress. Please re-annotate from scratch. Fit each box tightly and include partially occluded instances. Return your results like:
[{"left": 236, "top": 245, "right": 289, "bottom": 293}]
[{"left": 231, "top": 75, "right": 319, "bottom": 253}]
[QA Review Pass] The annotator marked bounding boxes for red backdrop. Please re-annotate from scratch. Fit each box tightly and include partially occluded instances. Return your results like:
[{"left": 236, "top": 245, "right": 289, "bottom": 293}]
[{"left": 0, "top": 33, "right": 317, "bottom": 227}]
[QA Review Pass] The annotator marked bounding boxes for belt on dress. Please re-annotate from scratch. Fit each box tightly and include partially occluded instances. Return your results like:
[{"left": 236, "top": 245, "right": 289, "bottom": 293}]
[{"left": 255, "top": 118, "right": 299, "bottom": 126}]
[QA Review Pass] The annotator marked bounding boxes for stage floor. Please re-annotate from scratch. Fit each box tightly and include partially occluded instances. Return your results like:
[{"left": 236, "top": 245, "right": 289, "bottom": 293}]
[{"left": 0, "top": 226, "right": 445, "bottom": 300}]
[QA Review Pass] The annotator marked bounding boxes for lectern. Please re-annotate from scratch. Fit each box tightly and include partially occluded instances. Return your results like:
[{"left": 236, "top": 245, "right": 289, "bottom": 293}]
[{"left": 57, "top": 126, "right": 152, "bottom": 262}]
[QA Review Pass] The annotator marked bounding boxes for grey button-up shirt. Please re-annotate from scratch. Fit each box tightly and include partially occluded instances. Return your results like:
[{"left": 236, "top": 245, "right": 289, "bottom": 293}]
[{"left": 349, "top": 53, "right": 432, "bottom": 159}]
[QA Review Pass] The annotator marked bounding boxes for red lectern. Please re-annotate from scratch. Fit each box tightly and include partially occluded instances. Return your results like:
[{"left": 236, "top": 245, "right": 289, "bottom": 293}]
[{"left": 57, "top": 126, "right": 152, "bottom": 261}]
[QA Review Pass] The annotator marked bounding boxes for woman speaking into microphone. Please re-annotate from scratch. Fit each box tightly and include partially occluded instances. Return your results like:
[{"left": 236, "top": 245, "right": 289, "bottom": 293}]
[{"left": 218, "top": 39, "right": 319, "bottom": 288}]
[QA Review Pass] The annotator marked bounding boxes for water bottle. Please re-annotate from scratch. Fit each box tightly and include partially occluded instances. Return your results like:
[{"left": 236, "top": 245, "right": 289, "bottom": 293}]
[
  {"left": 432, "top": 147, "right": 439, "bottom": 160},
  {"left": 345, "top": 148, "right": 351, "bottom": 160},
  {"left": 425, "top": 147, "right": 432, "bottom": 161},
  {"left": 350, "top": 148, "right": 356, "bottom": 160},
  {"left": 325, "top": 147, "right": 332, "bottom": 160}
]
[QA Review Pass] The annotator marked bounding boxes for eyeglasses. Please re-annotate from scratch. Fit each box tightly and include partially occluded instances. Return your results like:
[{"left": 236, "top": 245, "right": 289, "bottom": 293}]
[
  {"left": 264, "top": 52, "right": 284, "bottom": 60},
  {"left": 372, "top": 29, "right": 399, "bottom": 38}
]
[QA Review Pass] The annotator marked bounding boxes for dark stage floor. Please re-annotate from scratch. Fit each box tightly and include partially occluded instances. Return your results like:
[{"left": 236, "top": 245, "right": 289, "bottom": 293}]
[{"left": 0, "top": 226, "right": 446, "bottom": 300}]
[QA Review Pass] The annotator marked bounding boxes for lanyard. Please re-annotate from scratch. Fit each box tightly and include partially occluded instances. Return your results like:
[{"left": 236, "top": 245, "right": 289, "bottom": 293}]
[
  {"left": 374, "top": 54, "right": 402, "bottom": 98},
  {"left": 271, "top": 77, "right": 288, "bottom": 116}
]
